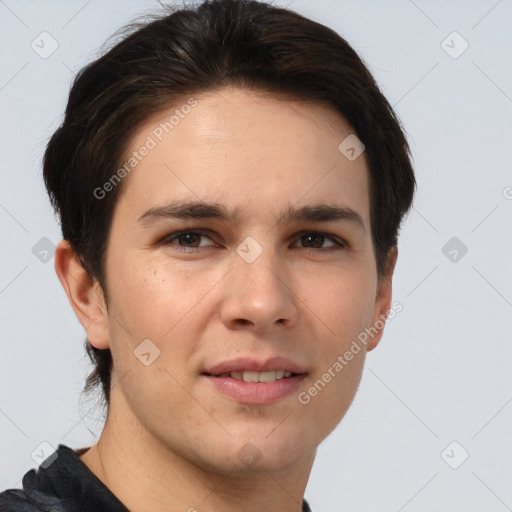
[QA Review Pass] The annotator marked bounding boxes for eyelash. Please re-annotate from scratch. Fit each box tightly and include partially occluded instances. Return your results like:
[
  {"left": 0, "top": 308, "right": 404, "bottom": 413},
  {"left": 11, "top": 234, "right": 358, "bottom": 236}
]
[{"left": 160, "top": 229, "right": 346, "bottom": 253}]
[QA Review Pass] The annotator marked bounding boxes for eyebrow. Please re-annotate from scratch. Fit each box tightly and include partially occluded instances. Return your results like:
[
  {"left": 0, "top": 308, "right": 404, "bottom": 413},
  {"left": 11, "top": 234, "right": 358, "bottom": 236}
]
[{"left": 137, "top": 200, "right": 365, "bottom": 232}]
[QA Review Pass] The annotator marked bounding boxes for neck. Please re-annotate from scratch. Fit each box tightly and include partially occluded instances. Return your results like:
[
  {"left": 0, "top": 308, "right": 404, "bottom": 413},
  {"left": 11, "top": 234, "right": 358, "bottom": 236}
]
[{"left": 79, "top": 389, "right": 315, "bottom": 512}]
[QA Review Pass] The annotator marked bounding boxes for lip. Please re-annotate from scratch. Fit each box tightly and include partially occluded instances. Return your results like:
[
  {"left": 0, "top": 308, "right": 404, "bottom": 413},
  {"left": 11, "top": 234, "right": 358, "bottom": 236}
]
[
  {"left": 203, "top": 356, "right": 307, "bottom": 376},
  {"left": 202, "top": 356, "right": 308, "bottom": 405},
  {"left": 204, "top": 373, "right": 307, "bottom": 405}
]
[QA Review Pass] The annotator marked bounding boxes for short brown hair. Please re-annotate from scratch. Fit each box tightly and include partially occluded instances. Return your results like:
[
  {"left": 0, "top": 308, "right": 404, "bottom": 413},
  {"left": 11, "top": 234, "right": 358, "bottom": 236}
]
[{"left": 43, "top": 0, "right": 415, "bottom": 410}]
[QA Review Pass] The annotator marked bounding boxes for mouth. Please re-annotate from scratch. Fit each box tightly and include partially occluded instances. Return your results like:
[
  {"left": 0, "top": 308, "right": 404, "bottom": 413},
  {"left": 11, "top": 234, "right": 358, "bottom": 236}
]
[
  {"left": 204, "top": 370, "right": 301, "bottom": 382},
  {"left": 202, "top": 357, "right": 308, "bottom": 405}
]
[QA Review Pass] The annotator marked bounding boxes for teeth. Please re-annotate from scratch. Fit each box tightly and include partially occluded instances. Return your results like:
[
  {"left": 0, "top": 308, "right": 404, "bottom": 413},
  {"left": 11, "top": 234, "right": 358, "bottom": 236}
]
[
  {"left": 217, "top": 370, "right": 295, "bottom": 382},
  {"left": 258, "top": 371, "right": 276, "bottom": 382},
  {"left": 243, "top": 371, "right": 260, "bottom": 383}
]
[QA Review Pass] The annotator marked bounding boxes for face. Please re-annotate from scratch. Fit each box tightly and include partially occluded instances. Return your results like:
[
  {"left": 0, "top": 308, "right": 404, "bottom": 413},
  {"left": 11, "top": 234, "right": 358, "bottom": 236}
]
[{"left": 96, "top": 86, "right": 393, "bottom": 474}]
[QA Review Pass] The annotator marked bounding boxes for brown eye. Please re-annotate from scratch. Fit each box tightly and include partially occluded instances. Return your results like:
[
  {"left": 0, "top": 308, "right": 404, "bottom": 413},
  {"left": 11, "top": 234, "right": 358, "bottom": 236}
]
[
  {"left": 300, "top": 233, "right": 326, "bottom": 249},
  {"left": 175, "top": 233, "right": 203, "bottom": 247},
  {"left": 294, "top": 232, "right": 344, "bottom": 250},
  {"left": 161, "top": 230, "right": 216, "bottom": 251}
]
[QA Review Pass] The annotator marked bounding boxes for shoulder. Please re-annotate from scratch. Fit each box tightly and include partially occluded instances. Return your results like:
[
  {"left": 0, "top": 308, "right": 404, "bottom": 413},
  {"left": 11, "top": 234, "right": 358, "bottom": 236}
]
[
  {"left": 0, "top": 472, "right": 65, "bottom": 511},
  {"left": 0, "top": 445, "right": 83, "bottom": 512}
]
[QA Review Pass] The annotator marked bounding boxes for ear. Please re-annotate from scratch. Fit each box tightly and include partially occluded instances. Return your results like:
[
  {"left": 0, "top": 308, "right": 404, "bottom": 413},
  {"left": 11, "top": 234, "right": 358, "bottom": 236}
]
[
  {"left": 366, "top": 246, "right": 398, "bottom": 352},
  {"left": 54, "top": 239, "right": 110, "bottom": 349}
]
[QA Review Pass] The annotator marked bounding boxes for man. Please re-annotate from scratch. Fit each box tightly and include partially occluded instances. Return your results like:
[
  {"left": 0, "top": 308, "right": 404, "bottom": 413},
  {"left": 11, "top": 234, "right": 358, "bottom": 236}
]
[{"left": 0, "top": 0, "right": 414, "bottom": 510}]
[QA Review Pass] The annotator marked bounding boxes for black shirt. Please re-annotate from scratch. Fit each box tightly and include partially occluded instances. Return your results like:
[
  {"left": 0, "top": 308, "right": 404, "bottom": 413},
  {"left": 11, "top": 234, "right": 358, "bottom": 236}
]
[{"left": 0, "top": 444, "right": 313, "bottom": 511}]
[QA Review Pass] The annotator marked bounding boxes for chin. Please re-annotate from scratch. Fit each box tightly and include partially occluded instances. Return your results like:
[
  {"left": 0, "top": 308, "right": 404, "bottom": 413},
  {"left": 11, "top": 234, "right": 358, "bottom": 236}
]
[{"left": 209, "top": 425, "right": 316, "bottom": 474}]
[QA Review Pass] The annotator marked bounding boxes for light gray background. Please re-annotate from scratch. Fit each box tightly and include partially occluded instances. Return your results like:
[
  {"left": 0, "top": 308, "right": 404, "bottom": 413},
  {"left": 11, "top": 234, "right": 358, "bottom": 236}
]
[{"left": 1, "top": 1, "right": 511, "bottom": 511}]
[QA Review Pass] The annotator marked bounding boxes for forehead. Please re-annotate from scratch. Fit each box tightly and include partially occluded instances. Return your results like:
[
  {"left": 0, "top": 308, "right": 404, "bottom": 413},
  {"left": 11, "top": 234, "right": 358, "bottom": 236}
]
[{"left": 114, "top": 86, "right": 370, "bottom": 227}]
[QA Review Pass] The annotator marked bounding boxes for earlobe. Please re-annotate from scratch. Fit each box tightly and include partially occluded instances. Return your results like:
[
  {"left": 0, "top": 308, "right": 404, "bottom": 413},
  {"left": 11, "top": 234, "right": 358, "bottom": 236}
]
[
  {"left": 367, "top": 246, "right": 398, "bottom": 352},
  {"left": 54, "top": 239, "right": 110, "bottom": 350}
]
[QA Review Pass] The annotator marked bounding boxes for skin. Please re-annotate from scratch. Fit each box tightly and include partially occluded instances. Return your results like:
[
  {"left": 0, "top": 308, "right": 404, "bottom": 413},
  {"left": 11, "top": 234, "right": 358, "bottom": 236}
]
[{"left": 55, "top": 86, "right": 397, "bottom": 512}]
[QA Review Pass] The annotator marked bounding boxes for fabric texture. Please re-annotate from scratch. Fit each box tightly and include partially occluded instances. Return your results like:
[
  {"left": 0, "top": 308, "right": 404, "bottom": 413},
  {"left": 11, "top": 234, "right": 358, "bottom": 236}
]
[{"left": 0, "top": 444, "right": 312, "bottom": 511}]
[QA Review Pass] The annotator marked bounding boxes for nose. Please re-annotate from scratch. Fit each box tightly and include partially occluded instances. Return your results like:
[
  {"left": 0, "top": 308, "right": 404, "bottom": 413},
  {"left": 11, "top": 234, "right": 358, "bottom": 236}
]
[{"left": 219, "top": 243, "right": 299, "bottom": 333}]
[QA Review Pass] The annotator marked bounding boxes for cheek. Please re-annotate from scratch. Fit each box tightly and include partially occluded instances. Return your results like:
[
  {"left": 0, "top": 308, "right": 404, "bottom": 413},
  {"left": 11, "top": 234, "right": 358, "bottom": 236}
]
[
  {"left": 104, "top": 255, "right": 208, "bottom": 419},
  {"left": 295, "top": 265, "right": 376, "bottom": 415},
  {"left": 107, "top": 252, "right": 205, "bottom": 337},
  {"left": 105, "top": 253, "right": 231, "bottom": 387},
  {"left": 114, "top": 361, "right": 212, "bottom": 452},
  {"left": 297, "top": 331, "right": 368, "bottom": 444},
  {"left": 301, "top": 264, "right": 377, "bottom": 340}
]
